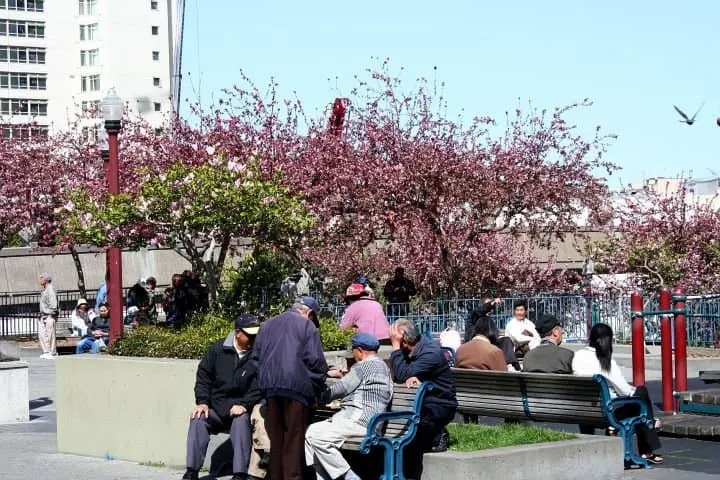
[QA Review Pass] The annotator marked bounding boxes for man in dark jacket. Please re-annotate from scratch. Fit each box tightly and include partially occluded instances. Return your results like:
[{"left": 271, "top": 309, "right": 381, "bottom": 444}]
[
  {"left": 183, "top": 314, "right": 263, "bottom": 480},
  {"left": 390, "top": 319, "right": 458, "bottom": 479},
  {"left": 253, "top": 296, "right": 328, "bottom": 480},
  {"left": 464, "top": 298, "right": 502, "bottom": 343}
]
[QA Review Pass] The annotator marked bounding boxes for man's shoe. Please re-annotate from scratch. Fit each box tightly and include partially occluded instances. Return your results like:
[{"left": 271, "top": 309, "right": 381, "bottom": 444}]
[
  {"left": 231, "top": 474, "right": 247, "bottom": 480},
  {"left": 258, "top": 451, "right": 270, "bottom": 469},
  {"left": 181, "top": 468, "right": 199, "bottom": 480}
]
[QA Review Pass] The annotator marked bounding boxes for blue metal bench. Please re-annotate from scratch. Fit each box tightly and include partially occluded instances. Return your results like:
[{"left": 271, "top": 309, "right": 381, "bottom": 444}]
[
  {"left": 452, "top": 368, "right": 653, "bottom": 468},
  {"left": 313, "top": 381, "right": 435, "bottom": 480}
]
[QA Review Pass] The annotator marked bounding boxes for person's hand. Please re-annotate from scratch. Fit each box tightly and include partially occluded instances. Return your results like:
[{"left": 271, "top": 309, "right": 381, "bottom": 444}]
[
  {"left": 390, "top": 324, "right": 403, "bottom": 350},
  {"left": 190, "top": 404, "right": 209, "bottom": 419},
  {"left": 405, "top": 376, "right": 421, "bottom": 388},
  {"left": 93, "top": 330, "right": 104, "bottom": 338},
  {"left": 229, "top": 405, "right": 247, "bottom": 417},
  {"left": 327, "top": 368, "right": 344, "bottom": 378}
]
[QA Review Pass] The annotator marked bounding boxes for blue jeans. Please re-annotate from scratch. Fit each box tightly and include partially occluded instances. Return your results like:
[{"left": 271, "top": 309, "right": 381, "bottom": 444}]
[{"left": 75, "top": 337, "right": 107, "bottom": 354}]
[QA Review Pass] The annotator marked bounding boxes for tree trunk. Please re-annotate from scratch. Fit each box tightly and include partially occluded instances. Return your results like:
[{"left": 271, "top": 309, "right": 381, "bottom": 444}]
[
  {"left": 214, "top": 233, "right": 231, "bottom": 292},
  {"left": 69, "top": 244, "right": 87, "bottom": 298}
]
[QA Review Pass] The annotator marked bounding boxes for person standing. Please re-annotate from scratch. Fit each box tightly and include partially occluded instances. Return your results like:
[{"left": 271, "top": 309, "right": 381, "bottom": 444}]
[
  {"left": 95, "top": 272, "right": 108, "bottom": 315},
  {"left": 340, "top": 283, "right": 391, "bottom": 344},
  {"left": 183, "top": 314, "right": 265, "bottom": 480},
  {"left": 254, "top": 297, "right": 328, "bottom": 480},
  {"left": 383, "top": 267, "right": 417, "bottom": 320},
  {"left": 305, "top": 333, "right": 392, "bottom": 480},
  {"left": 38, "top": 273, "right": 58, "bottom": 359}
]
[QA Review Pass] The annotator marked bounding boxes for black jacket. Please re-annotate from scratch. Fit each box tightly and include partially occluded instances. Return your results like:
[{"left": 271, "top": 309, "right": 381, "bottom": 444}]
[{"left": 195, "top": 333, "right": 262, "bottom": 420}]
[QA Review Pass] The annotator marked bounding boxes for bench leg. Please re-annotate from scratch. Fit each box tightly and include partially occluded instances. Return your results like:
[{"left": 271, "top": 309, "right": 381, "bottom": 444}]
[
  {"left": 375, "top": 442, "right": 405, "bottom": 480},
  {"left": 619, "top": 427, "right": 651, "bottom": 469}
]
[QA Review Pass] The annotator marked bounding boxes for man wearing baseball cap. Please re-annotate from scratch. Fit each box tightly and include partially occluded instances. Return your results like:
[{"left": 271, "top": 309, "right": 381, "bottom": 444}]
[
  {"left": 254, "top": 296, "right": 328, "bottom": 480},
  {"left": 305, "top": 333, "right": 392, "bottom": 480},
  {"left": 183, "top": 314, "right": 264, "bottom": 480},
  {"left": 523, "top": 314, "right": 574, "bottom": 374}
]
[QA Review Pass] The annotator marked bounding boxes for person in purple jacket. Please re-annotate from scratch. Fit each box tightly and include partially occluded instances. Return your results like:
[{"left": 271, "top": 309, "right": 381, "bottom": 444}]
[{"left": 253, "top": 296, "right": 328, "bottom": 480}]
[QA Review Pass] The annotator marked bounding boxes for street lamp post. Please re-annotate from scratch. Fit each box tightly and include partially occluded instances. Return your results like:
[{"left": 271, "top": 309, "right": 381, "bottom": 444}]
[
  {"left": 101, "top": 88, "right": 123, "bottom": 344},
  {"left": 583, "top": 255, "right": 595, "bottom": 339}
]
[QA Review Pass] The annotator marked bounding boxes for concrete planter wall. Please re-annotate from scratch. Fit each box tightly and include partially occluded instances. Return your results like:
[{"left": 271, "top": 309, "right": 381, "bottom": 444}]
[
  {"left": 0, "top": 361, "right": 30, "bottom": 424},
  {"left": 423, "top": 436, "right": 624, "bottom": 480}
]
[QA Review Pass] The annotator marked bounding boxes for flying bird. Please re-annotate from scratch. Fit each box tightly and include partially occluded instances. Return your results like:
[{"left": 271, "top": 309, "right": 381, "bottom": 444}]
[{"left": 673, "top": 102, "right": 704, "bottom": 125}]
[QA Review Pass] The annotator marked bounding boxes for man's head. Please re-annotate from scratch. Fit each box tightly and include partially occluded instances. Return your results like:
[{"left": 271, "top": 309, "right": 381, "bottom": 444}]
[
  {"left": 39, "top": 273, "right": 51, "bottom": 287},
  {"left": 98, "top": 303, "right": 110, "bottom": 318},
  {"left": 77, "top": 298, "right": 89, "bottom": 312},
  {"left": 345, "top": 283, "right": 368, "bottom": 303},
  {"left": 294, "top": 296, "right": 321, "bottom": 327},
  {"left": 234, "top": 313, "right": 260, "bottom": 350},
  {"left": 393, "top": 318, "right": 421, "bottom": 353},
  {"left": 146, "top": 277, "right": 157, "bottom": 291},
  {"left": 513, "top": 300, "right": 527, "bottom": 320},
  {"left": 171, "top": 274, "right": 183, "bottom": 287},
  {"left": 394, "top": 267, "right": 405, "bottom": 279},
  {"left": 350, "top": 333, "right": 380, "bottom": 362},
  {"left": 536, "top": 314, "right": 564, "bottom": 344}
]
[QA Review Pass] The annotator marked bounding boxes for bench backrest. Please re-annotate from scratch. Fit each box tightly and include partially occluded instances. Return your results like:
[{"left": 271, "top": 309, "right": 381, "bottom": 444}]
[{"left": 452, "top": 368, "right": 609, "bottom": 426}]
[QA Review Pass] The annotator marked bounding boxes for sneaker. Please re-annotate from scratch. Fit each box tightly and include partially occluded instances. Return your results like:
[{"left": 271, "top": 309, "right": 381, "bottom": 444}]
[
  {"left": 39, "top": 353, "right": 52, "bottom": 359},
  {"left": 231, "top": 475, "right": 247, "bottom": 480},
  {"left": 181, "top": 468, "right": 199, "bottom": 480},
  {"left": 258, "top": 450, "right": 270, "bottom": 469}
]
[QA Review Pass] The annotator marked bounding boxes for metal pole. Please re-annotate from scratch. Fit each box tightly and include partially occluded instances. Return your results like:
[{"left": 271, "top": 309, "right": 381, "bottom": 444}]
[
  {"left": 658, "top": 287, "right": 673, "bottom": 412},
  {"left": 630, "top": 290, "right": 645, "bottom": 386},
  {"left": 673, "top": 287, "right": 688, "bottom": 400},
  {"left": 106, "top": 128, "right": 123, "bottom": 344}
]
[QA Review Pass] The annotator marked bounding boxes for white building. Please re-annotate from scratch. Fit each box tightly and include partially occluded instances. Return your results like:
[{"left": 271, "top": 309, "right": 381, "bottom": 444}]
[{"left": 1, "top": 0, "right": 185, "bottom": 139}]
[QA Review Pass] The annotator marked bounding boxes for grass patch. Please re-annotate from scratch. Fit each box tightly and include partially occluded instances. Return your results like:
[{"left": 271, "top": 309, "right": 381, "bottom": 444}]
[
  {"left": 139, "top": 461, "right": 166, "bottom": 468},
  {"left": 448, "top": 422, "right": 576, "bottom": 452}
]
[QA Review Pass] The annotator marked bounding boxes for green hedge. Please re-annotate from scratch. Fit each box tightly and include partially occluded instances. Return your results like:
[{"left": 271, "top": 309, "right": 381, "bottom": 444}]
[{"left": 110, "top": 311, "right": 353, "bottom": 359}]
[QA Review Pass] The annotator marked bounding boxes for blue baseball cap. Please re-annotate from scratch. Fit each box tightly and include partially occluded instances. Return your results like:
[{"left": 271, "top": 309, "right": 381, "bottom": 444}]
[
  {"left": 235, "top": 313, "right": 260, "bottom": 335},
  {"left": 351, "top": 333, "right": 380, "bottom": 351},
  {"left": 297, "top": 296, "right": 321, "bottom": 317}
]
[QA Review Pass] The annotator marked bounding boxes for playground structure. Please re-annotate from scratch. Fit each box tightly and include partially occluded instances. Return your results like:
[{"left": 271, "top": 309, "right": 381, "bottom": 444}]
[{"left": 631, "top": 287, "right": 720, "bottom": 414}]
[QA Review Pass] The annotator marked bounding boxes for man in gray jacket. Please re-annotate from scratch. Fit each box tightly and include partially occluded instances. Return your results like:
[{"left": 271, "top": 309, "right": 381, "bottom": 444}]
[
  {"left": 305, "top": 333, "right": 392, "bottom": 480},
  {"left": 38, "top": 273, "right": 58, "bottom": 359}
]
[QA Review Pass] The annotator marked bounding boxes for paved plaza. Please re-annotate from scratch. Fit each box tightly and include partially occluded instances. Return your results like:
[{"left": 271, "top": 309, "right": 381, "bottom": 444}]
[{"left": 1, "top": 349, "right": 719, "bottom": 480}]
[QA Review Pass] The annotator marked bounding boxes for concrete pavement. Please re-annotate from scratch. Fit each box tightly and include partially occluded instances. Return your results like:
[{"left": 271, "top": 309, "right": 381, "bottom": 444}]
[{"left": 1, "top": 348, "right": 719, "bottom": 479}]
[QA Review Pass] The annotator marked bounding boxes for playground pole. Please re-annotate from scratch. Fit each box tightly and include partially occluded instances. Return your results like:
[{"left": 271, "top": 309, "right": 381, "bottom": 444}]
[
  {"left": 630, "top": 291, "right": 645, "bottom": 386},
  {"left": 673, "top": 287, "right": 688, "bottom": 399},
  {"left": 659, "top": 287, "right": 674, "bottom": 412}
]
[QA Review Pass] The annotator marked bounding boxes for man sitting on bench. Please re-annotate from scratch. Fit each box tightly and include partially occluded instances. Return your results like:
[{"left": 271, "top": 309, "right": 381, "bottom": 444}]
[
  {"left": 305, "top": 333, "right": 392, "bottom": 480},
  {"left": 183, "top": 314, "right": 268, "bottom": 480},
  {"left": 522, "top": 314, "right": 573, "bottom": 374},
  {"left": 390, "top": 319, "right": 458, "bottom": 479}
]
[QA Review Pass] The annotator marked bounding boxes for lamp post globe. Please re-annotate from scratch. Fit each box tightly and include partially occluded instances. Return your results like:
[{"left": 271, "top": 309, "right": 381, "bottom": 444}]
[{"left": 101, "top": 88, "right": 123, "bottom": 131}]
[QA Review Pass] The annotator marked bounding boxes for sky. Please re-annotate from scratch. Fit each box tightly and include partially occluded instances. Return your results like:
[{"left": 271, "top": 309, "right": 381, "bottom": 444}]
[{"left": 179, "top": 0, "right": 720, "bottom": 189}]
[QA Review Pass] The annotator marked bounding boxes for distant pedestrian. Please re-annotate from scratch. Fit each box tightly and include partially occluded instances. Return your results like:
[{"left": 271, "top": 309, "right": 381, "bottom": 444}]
[
  {"left": 95, "top": 272, "right": 108, "bottom": 315},
  {"left": 254, "top": 296, "right": 328, "bottom": 480},
  {"left": 383, "top": 267, "right": 417, "bottom": 320},
  {"left": 340, "top": 283, "right": 390, "bottom": 343},
  {"left": 38, "top": 273, "right": 58, "bottom": 359}
]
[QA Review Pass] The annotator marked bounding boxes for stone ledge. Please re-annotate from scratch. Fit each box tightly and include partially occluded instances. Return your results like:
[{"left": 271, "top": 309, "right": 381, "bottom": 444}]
[
  {"left": 423, "top": 436, "right": 624, "bottom": 480},
  {"left": 0, "top": 360, "right": 30, "bottom": 424},
  {"left": 660, "top": 413, "right": 720, "bottom": 438}
]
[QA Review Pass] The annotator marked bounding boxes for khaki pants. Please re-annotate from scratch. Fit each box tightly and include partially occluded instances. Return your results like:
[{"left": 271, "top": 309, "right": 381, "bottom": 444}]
[
  {"left": 249, "top": 403, "right": 270, "bottom": 478},
  {"left": 39, "top": 315, "right": 57, "bottom": 355},
  {"left": 304, "top": 417, "right": 366, "bottom": 479}
]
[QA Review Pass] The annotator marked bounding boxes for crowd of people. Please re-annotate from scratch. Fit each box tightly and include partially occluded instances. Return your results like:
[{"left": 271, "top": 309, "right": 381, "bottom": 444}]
[{"left": 35, "top": 266, "right": 664, "bottom": 477}]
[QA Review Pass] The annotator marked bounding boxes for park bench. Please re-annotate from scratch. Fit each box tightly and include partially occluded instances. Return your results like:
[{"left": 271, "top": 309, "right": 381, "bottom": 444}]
[
  {"left": 312, "top": 381, "right": 435, "bottom": 480},
  {"left": 451, "top": 368, "right": 652, "bottom": 468}
]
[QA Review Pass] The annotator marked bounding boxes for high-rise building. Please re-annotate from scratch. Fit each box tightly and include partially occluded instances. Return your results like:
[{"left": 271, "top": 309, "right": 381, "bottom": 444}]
[{"left": 1, "top": 0, "right": 184, "bottom": 139}]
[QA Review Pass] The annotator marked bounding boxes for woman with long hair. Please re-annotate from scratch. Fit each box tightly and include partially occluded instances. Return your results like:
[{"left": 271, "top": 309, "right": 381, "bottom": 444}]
[{"left": 572, "top": 323, "right": 663, "bottom": 464}]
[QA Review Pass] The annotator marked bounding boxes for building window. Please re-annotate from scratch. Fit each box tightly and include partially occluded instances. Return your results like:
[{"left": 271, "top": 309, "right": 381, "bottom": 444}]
[
  {"left": 0, "top": 20, "right": 44, "bottom": 38},
  {"left": 1, "top": 125, "right": 48, "bottom": 139},
  {"left": 151, "top": 0, "right": 158, "bottom": 10},
  {"left": 80, "top": 49, "right": 99, "bottom": 66},
  {"left": 81, "top": 125, "right": 102, "bottom": 142},
  {"left": 0, "top": 72, "right": 47, "bottom": 90},
  {"left": 153, "top": 102, "right": 161, "bottom": 112},
  {"left": 1, "top": 0, "right": 44, "bottom": 11},
  {"left": 79, "top": 23, "right": 98, "bottom": 41},
  {"left": 1, "top": 98, "right": 48, "bottom": 116},
  {"left": 81, "top": 74, "right": 101, "bottom": 92},
  {"left": 78, "top": 0, "right": 97, "bottom": 15},
  {"left": 151, "top": 25, "right": 159, "bottom": 35},
  {"left": 0, "top": 46, "right": 46, "bottom": 64},
  {"left": 152, "top": 77, "right": 160, "bottom": 87},
  {"left": 81, "top": 100, "right": 101, "bottom": 112},
  {"left": 152, "top": 51, "right": 160, "bottom": 61}
]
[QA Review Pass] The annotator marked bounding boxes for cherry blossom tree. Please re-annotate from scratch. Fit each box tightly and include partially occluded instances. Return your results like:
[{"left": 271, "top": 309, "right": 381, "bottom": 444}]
[
  {"left": 273, "top": 64, "right": 617, "bottom": 296},
  {"left": 595, "top": 185, "right": 720, "bottom": 293}
]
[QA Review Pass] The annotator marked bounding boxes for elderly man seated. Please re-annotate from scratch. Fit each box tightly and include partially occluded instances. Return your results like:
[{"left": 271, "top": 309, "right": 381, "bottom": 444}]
[{"left": 305, "top": 333, "right": 393, "bottom": 480}]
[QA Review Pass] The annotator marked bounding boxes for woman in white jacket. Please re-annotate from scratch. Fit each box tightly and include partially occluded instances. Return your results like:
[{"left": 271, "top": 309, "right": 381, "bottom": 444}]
[
  {"left": 70, "top": 298, "right": 94, "bottom": 337},
  {"left": 572, "top": 323, "right": 663, "bottom": 464}
]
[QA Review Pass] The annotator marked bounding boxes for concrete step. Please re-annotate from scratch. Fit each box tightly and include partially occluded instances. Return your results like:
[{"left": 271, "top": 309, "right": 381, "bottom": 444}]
[{"left": 659, "top": 413, "right": 720, "bottom": 438}]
